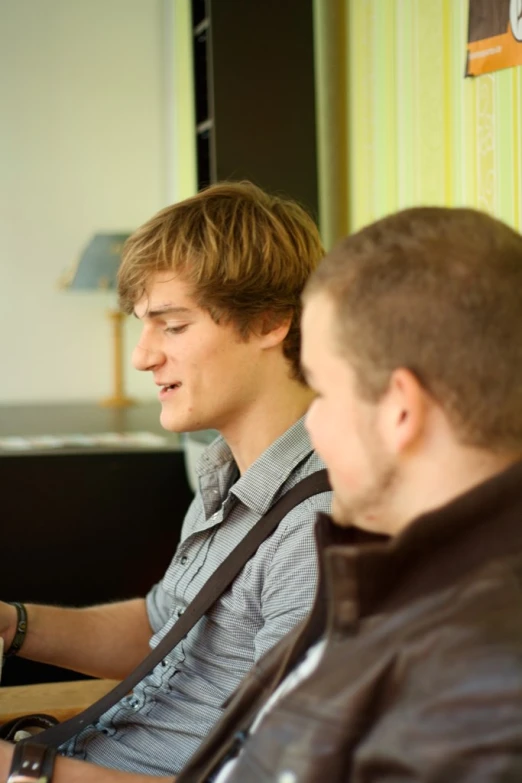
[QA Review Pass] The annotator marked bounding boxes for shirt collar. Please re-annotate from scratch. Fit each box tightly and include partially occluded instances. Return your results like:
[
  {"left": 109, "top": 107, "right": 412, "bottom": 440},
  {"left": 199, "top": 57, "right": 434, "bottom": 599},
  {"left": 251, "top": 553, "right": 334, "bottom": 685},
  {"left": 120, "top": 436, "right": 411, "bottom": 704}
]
[
  {"left": 196, "top": 417, "right": 316, "bottom": 516},
  {"left": 231, "top": 417, "right": 315, "bottom": 514}
]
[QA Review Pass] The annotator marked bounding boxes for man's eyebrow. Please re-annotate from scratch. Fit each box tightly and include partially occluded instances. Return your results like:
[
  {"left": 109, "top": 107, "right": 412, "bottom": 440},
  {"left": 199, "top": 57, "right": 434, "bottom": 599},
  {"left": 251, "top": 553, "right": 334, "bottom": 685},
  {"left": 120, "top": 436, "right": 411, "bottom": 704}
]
[{"left": 134, "top": 305, "right": 193, "bottom": 319}]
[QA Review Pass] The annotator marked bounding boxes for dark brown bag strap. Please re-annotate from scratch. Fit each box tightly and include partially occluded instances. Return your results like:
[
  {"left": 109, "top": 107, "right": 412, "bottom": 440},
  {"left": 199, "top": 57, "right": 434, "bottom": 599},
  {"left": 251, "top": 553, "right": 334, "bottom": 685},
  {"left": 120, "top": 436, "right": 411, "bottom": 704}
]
[{"left": 35, "top": 469, "right": 330, "bottom": 748}]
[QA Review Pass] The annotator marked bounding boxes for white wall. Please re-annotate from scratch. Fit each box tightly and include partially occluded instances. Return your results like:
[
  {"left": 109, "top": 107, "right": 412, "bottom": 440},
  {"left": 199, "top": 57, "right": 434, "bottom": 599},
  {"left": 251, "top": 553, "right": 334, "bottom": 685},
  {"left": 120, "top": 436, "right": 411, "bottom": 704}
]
[{"left": 0, "top": 0, "right": 195, "bottom": 404}]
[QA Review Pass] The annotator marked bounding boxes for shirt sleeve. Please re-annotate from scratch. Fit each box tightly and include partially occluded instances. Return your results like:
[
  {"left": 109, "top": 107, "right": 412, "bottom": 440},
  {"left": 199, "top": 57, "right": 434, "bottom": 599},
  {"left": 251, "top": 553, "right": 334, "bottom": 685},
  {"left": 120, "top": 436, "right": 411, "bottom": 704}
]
[
  {"left": 145, "top": 580, "right": 172, "bottom": 634},
  {"left": 254, "top": 494, "right": 329, "bottom": 661}
]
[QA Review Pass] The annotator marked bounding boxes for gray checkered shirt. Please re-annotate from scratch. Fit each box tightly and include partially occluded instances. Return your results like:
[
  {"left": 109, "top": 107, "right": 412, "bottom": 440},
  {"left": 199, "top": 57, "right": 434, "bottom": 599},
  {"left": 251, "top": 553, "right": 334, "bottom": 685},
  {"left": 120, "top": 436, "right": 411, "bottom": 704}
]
[{"left": 62, "top": 417, "right": 331, "bottom": 775}]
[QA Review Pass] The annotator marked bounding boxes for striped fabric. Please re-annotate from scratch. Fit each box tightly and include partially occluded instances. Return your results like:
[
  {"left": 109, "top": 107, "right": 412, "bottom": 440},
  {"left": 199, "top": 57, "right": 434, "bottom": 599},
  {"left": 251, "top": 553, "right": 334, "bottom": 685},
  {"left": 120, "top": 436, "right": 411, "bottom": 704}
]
[{"left": 62, "top": 417, "right": 331, "bottom": 776}]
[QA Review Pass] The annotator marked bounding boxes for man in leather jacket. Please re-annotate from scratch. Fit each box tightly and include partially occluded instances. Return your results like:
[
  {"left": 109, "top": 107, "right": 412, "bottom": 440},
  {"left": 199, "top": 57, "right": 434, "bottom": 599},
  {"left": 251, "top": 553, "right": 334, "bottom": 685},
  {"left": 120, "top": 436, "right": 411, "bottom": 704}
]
[{"left": 3, "top": 205, "right": 522, "bottom": 782}]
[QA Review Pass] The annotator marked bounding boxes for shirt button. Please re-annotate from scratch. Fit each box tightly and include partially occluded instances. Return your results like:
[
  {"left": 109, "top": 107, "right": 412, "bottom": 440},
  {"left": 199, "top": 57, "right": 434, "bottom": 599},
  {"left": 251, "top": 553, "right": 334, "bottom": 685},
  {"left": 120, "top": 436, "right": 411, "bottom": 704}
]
[
  {"left": 177, "top": 608, "right": 184, "bottom": 617},
  {"left": 128, "top": 698, "right": 139, "bottom": 710},
  {"left": 180, "top": 555, "right": 188, "bottom": 565}
]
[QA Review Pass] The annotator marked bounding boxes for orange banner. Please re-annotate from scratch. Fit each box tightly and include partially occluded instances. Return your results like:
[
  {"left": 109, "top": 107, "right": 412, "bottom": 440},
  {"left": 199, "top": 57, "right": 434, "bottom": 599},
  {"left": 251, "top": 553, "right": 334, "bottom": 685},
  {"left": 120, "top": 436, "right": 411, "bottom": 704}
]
[{"left": 467, "top": 0, "right": 522, "bottom": 76}]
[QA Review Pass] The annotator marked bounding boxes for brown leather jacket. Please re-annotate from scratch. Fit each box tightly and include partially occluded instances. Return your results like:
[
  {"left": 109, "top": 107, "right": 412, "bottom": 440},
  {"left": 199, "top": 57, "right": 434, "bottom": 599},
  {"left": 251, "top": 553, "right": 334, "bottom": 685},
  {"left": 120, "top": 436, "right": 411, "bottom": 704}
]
[{"left": 179, "top": 461, "right": 522, "bottom": 782}]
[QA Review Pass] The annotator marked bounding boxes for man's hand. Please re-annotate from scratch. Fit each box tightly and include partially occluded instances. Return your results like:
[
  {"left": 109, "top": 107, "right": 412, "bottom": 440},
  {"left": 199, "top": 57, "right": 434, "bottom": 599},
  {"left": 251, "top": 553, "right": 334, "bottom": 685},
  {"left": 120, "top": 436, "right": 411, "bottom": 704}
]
[{"left": 0, "top": 601, "right": 18, "bottom": 653}]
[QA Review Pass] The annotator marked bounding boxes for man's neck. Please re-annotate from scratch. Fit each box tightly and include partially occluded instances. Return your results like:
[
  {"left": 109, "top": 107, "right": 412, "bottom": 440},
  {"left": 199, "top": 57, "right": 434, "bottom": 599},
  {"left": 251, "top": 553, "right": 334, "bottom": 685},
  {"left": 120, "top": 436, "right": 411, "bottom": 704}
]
[
  {"left": 389, "top": 447, "right": 521, "bottom": 537},
  {"left": 220, "top": 382, "right": 315, "bottom": 475}
]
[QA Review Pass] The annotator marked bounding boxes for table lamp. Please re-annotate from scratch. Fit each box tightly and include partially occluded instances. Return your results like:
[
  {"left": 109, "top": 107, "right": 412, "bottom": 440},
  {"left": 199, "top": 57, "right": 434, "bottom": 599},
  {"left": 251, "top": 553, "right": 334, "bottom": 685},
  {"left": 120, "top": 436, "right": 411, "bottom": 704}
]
[{"left": 63, "top": 233, "right": 136, "bottom": 408}]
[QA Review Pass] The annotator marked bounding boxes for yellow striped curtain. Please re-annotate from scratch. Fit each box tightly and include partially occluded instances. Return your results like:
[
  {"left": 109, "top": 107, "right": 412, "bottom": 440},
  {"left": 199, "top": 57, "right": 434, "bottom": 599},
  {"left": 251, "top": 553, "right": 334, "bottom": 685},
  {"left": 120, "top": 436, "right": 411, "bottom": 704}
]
[{"left": 315, "top": 0, "right": 522, "bottom": 237}]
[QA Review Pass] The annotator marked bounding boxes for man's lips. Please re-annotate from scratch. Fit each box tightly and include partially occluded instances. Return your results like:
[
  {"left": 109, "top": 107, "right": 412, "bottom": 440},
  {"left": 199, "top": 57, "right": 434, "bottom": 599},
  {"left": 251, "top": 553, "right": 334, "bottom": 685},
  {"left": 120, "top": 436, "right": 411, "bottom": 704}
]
[{"left": 157, "top": 382, "right": 181, "bottom": 399}]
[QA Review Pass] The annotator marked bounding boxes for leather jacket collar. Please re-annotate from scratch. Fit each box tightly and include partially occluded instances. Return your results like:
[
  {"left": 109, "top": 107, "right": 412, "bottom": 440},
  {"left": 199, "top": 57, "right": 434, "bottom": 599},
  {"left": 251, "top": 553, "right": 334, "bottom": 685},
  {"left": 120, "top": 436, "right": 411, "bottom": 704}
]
[{"left": 316, "top": 459, "right": 522, "bottom": 627}]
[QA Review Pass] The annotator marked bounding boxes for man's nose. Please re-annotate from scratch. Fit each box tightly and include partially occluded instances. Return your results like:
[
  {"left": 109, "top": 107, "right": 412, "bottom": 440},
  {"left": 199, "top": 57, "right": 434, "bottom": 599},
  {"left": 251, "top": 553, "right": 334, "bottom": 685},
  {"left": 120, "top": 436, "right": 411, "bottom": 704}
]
[{"left": 132, "top": 340, "right": 163, "bottom": 372}]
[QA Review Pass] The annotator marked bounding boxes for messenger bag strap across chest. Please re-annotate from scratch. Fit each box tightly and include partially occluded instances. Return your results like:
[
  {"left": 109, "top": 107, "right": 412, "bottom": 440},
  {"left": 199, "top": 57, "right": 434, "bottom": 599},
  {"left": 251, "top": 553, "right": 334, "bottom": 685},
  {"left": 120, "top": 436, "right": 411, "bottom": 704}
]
[{"left": 34, "top": 468, "right": 330, "bottom": 748}]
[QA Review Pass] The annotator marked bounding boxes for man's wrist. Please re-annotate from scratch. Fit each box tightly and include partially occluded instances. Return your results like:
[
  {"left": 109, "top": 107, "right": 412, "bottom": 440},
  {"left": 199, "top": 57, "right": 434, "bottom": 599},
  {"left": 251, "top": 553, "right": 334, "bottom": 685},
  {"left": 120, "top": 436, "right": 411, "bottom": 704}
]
[
  {"left": 5, "top": 603, "right": 28, "bottom": 658},
  {"left": 6, "top": 741, "right": 56, "bottom": 783},
  {"left": 0, "top": 739, "right": 15, "bottom": 782}
]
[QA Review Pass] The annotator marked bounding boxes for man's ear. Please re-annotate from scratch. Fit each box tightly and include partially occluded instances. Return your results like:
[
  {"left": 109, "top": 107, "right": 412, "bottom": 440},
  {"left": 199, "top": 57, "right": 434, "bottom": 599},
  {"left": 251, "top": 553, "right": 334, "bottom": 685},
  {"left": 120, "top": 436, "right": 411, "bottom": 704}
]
[
  {"left": 258, "top": 314, "right": 292, "bottom": 349},
  {"left": 379, "top": 368, "right": 429, "bottom": 454}
]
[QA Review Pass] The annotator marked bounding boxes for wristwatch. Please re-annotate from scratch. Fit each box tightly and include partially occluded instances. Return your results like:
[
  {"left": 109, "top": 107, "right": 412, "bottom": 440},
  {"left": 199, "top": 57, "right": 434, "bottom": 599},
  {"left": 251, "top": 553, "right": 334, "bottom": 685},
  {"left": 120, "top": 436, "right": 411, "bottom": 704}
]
[{"left": 7, "top": 742, "right": 56, "bottom": 783}]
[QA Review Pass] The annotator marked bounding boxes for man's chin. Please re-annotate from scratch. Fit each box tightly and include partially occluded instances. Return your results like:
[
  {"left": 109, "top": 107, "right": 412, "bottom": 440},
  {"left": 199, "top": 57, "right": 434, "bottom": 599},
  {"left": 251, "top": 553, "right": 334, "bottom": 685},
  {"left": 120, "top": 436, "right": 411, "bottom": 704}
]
[
  {"left": 159, "top": 408, "right": 209, "bottom": 435},
  {"left": 159, "top": 409, "right": 186, "bottom": 433}
]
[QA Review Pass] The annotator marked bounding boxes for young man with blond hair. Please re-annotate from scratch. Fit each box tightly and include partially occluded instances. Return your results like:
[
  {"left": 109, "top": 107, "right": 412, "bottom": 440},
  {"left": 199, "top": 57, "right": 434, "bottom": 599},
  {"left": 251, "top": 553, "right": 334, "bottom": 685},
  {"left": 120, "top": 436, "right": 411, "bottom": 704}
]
[
  {"left": 0, "top": 182, "right": 331, "bottom": 778},
  {"left": 4, "top": 204, "right": 522, "bottom": 782}
]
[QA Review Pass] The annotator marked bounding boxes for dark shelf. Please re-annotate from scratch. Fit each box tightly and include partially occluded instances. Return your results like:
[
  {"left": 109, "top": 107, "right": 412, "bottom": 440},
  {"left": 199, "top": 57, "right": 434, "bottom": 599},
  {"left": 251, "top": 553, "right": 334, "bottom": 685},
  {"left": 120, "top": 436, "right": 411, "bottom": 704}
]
[
  {"left": 193, "top": 18, "right": 209, "bottom": 36},
  {"left": 197, "top": 118, "right": 213, "bottom": 134},
  {"left": 0, "top": 401, "right": 194, "bottom": 687},
  {"left": 190, "top": 0, "right": 318, "bottom": 219},
  {"left": 192, "top": 0, "right": 207, "bottom": 28}
]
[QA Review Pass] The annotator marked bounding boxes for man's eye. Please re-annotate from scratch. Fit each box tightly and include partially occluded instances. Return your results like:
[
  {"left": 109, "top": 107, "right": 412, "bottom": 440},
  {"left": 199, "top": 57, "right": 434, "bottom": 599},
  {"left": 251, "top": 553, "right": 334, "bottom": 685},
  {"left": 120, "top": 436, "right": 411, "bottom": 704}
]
[{"left": 165, "top": 325, "right": 188, "bottom": 335}]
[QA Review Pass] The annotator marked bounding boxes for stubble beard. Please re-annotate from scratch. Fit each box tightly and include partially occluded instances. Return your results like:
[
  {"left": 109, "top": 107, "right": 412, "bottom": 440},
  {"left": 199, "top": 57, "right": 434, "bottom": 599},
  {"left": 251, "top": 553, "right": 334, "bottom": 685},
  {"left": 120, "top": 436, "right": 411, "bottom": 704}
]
[{"left": 331, "top": 453, "right": 399, "bottom": 534}]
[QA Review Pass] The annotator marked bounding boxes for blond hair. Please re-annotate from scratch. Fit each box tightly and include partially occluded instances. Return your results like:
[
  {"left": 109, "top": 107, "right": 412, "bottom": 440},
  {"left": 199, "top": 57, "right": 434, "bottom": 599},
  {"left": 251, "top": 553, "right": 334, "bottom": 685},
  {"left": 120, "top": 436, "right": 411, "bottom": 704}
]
[{"left": 119, "top": 181, "right": 323, "bottom": 381}]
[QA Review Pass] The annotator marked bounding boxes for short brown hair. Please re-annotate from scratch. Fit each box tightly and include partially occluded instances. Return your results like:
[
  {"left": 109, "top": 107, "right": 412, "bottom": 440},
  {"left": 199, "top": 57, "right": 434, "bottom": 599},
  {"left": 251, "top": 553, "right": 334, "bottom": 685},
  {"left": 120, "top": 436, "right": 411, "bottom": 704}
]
[
  {"left": 305, "top": 207, "right": 522, "bottom": 451},
  {"left": 118, "top": 181, "right": 323, "bottom": 382}
]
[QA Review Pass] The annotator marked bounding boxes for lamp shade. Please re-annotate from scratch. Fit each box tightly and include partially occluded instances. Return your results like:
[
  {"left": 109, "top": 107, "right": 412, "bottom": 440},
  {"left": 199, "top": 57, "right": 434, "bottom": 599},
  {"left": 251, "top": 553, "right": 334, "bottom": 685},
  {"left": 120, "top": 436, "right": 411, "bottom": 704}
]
[{"left": 67, "top": 233, "right": 131, "bottom": 291}]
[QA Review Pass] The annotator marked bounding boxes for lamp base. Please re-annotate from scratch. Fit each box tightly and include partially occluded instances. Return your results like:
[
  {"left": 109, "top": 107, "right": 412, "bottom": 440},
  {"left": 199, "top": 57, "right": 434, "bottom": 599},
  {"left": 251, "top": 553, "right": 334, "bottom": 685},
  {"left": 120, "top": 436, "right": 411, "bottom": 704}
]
[
  {"left": 99, "top": 395, "right": 136, "bottom": 409},
  {"left": 102, "top": 308, "right": 136, "bottom": 409}
]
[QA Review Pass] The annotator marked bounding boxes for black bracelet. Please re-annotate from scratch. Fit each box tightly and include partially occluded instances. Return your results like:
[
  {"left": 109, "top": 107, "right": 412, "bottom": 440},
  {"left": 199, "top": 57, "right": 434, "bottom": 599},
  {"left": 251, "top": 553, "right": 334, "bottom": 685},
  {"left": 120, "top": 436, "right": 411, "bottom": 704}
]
[
  {"left": 7, "top": 741, "right": 56, "bottom": 783},
  {"left": 5, "top": 602, "right": 28, "bottom": 658}
]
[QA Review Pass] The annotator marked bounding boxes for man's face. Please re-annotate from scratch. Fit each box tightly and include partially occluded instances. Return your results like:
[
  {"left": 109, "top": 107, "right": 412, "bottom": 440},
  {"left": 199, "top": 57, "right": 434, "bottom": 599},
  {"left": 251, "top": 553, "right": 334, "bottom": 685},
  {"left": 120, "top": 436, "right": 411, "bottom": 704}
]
[
  {"left": 132, "top": 273, "right": 267, "bottom": 434},
  {"left": 301, "top": 292, "right": 397, "bottom": 531}
]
